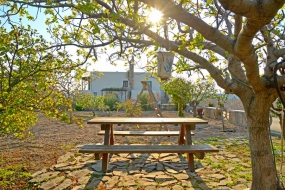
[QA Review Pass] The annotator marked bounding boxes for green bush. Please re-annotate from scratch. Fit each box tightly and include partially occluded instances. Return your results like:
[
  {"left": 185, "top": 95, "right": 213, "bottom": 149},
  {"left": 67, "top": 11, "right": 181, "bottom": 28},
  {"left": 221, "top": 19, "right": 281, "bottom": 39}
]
[
  {"left": 116, "top": 99, "right": 142, "bottom": 116},
  {"left": 104, "top": 93, "right": 120, "bottom": 111},
  {"left": 139, "top": 92, "right": 153, "bottom": 111},
  {"left": 74, "top": 104, "right": 84, "bottom": 111},
  {"left": 208, "top": 102, "right": 214, "bottom": 107}
]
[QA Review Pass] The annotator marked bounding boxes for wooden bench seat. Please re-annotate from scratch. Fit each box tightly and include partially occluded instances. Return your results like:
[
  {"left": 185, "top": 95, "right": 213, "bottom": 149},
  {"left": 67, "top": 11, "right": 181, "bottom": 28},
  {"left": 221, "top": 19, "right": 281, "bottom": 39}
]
[
  {"left": 97, "top": 130, "right": 194, "bottom": 136},
  {"left": 79, "top": 144, "right": 218, "bottom": 154}
]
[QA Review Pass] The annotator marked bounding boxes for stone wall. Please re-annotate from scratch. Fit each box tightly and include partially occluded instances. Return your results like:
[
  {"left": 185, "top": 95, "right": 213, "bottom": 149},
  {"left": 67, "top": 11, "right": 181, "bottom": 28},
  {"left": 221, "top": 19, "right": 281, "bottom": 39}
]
[
  {"left": 203, "top": 107, "right": 216, "bottom": 119},
  {"left": 200, "top": 98, "right": 244, "bottom": 111},
  {"left": 228, "top": 110, "right": 247, "bottom": 127},
  {"left": 203, "top": 107, "right": 247, "bottom": 127},
  {"left": 160, "top": 104, "right": 176, "bottom": 111}
]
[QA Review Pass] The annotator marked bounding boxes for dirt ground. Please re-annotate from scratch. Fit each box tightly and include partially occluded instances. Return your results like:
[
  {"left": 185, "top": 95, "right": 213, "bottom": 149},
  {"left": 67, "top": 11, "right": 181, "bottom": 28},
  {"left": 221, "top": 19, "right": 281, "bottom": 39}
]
[{"left": 0, "top": 111, "right": 248, "bottom": 188}]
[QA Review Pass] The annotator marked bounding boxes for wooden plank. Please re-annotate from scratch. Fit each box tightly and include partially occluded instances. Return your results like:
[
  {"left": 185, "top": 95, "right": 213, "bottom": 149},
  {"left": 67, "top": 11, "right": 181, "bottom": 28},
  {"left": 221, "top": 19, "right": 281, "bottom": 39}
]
[
  {"left": 130, "top": 88, "right": 144, "bottom": 117},
  {"left": 144, "top": 81, "right": 163, "bottom": 117},
  {"left": 87, "top": 117, "right": 208, "bottom": 125},
  {"left": 178, "top": 124, "right": 185, "bottom": 145},
  {"left": 110, "top": 125, "right": 114, "bottom": 145},
  {"left": 185, "top": 124, "right": 193, "bottom": 145},
  {"left": 97, "top": 130, "right": 194, "bottom": 136},
  {"left": 185, "top": 124, "right": 195, "bottom": 130},
  {"left": 185, "top": 124, "right": 194, "bottom": 171},
  {"left": 187, "top": 153, "right": 194, "bottom": 172},
  {"left": 102, "top": 124, "right": 110, "bottom": 172},
  {"left": 94, "top": 153, "right": 102, "bottom": 160},
  {"left": 79, "top": 144, "right": 219, "bottom": 154}
]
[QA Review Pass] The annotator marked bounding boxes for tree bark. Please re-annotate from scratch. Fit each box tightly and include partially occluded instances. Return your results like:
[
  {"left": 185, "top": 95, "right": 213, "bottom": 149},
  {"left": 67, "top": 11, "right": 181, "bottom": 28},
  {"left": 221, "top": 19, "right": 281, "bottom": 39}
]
[
  {"left": 192, "top": 105, "right": 197, "bottom": 117},
  {"left": 178, "top": 103, "right": 184, "bottom": 117},
  {"left": 244, "top": 94, "right": 278, "bottom": 189}
]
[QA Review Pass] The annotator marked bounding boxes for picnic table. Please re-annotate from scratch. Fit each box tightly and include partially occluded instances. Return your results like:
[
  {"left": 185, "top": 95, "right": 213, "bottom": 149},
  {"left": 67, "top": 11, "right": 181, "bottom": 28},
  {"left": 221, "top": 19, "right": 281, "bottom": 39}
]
[{"left": 79, "top": 117, "right": 219, "bottom": 172}]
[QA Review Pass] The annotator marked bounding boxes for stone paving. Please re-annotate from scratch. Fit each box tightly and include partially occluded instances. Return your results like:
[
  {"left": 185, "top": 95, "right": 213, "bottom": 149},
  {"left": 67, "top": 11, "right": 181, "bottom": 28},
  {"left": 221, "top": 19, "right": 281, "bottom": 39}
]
[{"left": 28, "top": 138, "right": 251, "bottom": 190}]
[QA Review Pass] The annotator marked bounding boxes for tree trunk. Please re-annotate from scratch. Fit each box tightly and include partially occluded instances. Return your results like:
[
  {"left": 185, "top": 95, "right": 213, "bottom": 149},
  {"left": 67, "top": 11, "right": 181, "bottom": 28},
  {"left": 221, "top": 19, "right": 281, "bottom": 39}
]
[
  {"left": 192, "top": 105, "right": 197, "bottom": 117},
  {"left": 128, "top": 59, "right": 134, "bottom": 100},
  {"left": 178, "top": 103, "right": 184, "bottom": 117},
  {"left": 244, "top": 95, "right": 278, "bottom": 189},
  {"left": 92, "top": 109, "right": 96, "bottom": 116},
  {"left": 69, "top": 111, "right": 73, "bottom": 123}
]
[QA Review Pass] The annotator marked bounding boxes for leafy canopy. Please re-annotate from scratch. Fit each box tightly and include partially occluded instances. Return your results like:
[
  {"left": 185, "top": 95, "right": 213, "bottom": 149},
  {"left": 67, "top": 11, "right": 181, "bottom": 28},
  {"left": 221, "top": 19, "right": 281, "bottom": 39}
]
[
  {"left": 161, "top": 77, "right": 217, "bottom": 106},
  {"left": 161, "top": 77, "right": 216, "bottom": 116},
  {"left": 0, "top": 22, "right": 86, "bottom": 137}
]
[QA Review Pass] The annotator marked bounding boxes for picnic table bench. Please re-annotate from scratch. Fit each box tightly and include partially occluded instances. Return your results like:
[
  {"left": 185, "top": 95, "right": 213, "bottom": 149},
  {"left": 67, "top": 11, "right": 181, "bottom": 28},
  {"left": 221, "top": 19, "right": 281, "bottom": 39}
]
[{"left": 79, "top": 117, "right": 219, "bottom": 172}]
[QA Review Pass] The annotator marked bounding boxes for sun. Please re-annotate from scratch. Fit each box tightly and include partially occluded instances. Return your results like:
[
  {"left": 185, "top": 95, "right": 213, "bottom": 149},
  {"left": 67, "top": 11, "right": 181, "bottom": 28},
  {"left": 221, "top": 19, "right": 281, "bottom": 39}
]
[{"left": 147, "top": 8, "right": 163, "bottom": 24}]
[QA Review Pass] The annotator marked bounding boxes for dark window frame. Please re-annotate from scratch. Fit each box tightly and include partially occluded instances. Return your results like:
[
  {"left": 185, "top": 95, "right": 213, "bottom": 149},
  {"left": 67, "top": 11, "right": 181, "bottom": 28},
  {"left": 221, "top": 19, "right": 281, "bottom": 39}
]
[{"left": 123, "top": 81, "right": 129, "bottom": 87}]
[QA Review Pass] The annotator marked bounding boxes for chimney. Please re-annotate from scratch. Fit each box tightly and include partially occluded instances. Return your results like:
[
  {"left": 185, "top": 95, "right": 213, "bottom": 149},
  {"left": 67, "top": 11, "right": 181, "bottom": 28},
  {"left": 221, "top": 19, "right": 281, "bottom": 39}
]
[{"left": 128, "top": 56, "right": 135, "bottom": 99}]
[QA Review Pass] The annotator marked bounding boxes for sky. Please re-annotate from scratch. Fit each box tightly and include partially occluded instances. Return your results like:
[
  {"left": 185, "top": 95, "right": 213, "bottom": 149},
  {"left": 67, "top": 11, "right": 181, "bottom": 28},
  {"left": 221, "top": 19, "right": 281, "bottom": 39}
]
[
  {"left": 1, "top": 7, "right": 148, "bottom": 72},
  {"left": 0, "top": 6, "right": 194, "bottom": 80}
]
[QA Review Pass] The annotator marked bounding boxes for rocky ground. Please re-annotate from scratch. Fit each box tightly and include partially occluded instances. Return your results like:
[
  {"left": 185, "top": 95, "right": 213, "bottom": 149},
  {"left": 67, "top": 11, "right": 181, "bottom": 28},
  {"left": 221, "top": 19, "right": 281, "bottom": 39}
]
[
  {"left": 0, "top": 111, "right": 249, "bottom": 189},
  {"left": 27, "top": 138, "right": 252, "bottom": 190}
]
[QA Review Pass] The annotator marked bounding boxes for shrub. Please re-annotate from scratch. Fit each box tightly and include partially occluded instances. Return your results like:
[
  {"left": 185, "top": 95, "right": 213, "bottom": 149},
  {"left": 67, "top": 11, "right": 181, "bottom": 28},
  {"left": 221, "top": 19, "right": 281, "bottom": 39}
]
[
  {"left": 116, "top": 99, "right": 142, "bottom": 116},
  {"left": 208, "top": 102, "right": 214, "bottom": 107},
  {"left": 139, "top": 92, "right": 153, "bottom": 111},
  {"left": 74, "top": 104, "right": 84, "bottom": 111},
  {"left": 104, "top": 93, "right": 120, "bottom": 111}
]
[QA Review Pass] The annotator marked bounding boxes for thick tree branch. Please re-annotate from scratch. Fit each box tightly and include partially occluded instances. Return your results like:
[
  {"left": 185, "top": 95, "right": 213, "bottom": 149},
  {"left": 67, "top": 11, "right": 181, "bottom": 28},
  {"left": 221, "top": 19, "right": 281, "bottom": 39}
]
[
  {"left": 274, "top": 48, "right": 285, "bottom": 57},
  {"left": 234, "top": 14, "right": 242, "bottom": 38},
  {"left": 261, "top": 27, "right": 278, "bottom": 77},
  {"left": 140, "top": 0, "right": 235, "bottom": 54},
  {"left": 218, "top": 0, "right": 285, "bottom": 91}
]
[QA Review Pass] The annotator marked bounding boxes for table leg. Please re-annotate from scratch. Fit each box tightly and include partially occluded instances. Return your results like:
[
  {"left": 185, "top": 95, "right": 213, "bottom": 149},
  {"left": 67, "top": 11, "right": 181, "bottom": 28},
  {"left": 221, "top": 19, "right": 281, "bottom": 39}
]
[
  {"left": 185, "top": 124, "right": 195, "bottom": 172},
  {"left": 102, "top": 124, "right": 111, "bottom": 173},
  {"left": 178, "top": 124, "right": 185, "bottom": 145},
  {"left": 110, "top": 124, "right": 114, "bottom": 145},
  {"left": 94, "top": 153, "right": 102, "bottom": 160}
]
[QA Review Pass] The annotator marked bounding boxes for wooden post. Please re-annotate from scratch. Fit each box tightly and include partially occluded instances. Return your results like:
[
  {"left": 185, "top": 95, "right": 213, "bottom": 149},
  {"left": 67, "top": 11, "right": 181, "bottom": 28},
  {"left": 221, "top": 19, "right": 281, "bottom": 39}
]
[
  {"left": 178, "top": 124, "right": 185, "bottom": 145},
  {"left": 102, "top": 124, "right": 111, "bottom": 172},
  {"left": 185, "top": 124, "right": 194, "bottom": 172},
  {"left": 130, "top": 81, "right": 163, "bottom": 117}
]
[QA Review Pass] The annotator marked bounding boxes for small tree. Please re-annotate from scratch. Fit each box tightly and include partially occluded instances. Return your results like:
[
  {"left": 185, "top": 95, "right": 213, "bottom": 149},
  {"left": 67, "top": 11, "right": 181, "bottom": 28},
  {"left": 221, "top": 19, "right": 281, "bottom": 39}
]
[
  {"left": 161, "top": 77, "right": 192, "bottom": 117},
  {"left": 161, "top": 77, "right": 217, "bottom": 117},
  {"left": 116, "top": 99, "right": 142, "bottom": 117},
  {"left": 190, "top": 79, "right": 217, "bottom": 117},
  {"left": 214, "top": 91, "right": 229, "bottom": 131},
  {"left": 139, "top": 92, "right": 153, "bottom": 111},
  {"left": 73, "top": 93, "right": 106, "bottom": 116},
  {"left": 104, "top": 93, "right": 120, "bottom": 111},
  {"left": 0, "top": 22, "right": 86, "bottom": 137}
]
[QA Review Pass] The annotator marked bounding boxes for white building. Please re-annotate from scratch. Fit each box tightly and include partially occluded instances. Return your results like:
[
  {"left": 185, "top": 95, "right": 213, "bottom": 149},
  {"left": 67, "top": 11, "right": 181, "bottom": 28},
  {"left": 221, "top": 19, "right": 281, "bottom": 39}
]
[{"left": 82, "top": 71, "right": 163, "bottom": 101}]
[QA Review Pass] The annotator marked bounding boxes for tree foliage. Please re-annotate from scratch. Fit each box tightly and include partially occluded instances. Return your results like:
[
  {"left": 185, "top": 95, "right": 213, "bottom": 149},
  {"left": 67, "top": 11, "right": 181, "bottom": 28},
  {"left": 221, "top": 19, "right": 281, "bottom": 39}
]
[
  {"left": 139, "top": 92, "right": 156, "bottom": 111},
  {"left": 161, "top": 77, "right": 191, "bottom": 116},
  {"left": 0, "top": 21, "right": 86, "bottom": 137},
  {"left": 103, "top": 93, "right": 120, "bottom": 111},
  {"left": 161, "top": 77, "right": 216, "bottom": 116},
  {"left": 116, "top": 99, "right": 142, "bottom": 117},
  {"left": 73, "top": 92, "right": 106, "bottom": 116}
]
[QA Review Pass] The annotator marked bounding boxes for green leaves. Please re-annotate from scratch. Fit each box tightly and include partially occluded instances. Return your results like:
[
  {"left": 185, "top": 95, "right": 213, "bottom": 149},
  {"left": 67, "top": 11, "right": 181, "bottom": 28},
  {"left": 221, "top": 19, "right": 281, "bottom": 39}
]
[
  {"left": 73, "top": 93, "right": 107, "bottom": 115},
  {"left": 206, "top": 0, "right": 213, "bottom": 5},
  {"left": 161, "top": 77, "right": 217, "bottom": 116},
  {"left": 0, "top": 23, "right": 86, "bottom": 138}
]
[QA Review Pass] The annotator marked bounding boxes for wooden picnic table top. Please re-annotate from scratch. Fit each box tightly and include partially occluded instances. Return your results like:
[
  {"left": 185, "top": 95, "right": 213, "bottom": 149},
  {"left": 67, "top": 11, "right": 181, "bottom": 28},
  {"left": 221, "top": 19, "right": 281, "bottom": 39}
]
[{"left": 87, "top": 117, "right": 208, "bottom": 125}]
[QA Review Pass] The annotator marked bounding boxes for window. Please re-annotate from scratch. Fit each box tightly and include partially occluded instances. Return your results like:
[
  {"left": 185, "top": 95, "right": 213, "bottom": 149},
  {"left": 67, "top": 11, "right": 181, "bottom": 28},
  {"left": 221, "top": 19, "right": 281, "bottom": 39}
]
[{"left": 123, "top": 81, "right": 128, "bottom": 87}]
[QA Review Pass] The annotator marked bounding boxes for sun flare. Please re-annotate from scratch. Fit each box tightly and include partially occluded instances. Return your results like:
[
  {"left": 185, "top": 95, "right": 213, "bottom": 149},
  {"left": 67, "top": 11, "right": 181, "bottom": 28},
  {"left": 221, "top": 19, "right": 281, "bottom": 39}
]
[{"left": 147, "top": 9, "right": 163, "bottom": 24}]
